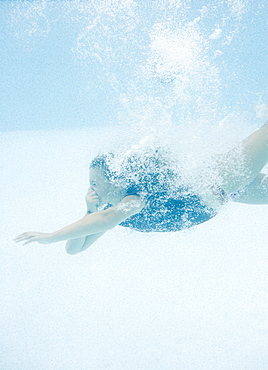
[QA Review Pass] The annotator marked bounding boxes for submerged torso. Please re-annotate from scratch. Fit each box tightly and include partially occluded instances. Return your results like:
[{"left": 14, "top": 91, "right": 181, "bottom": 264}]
[
  {"left": 107, "top": 149, "right": 217, "bottom": 232},
  {"left": 119, "top": 190, "right": 216, "bottom": 232}
]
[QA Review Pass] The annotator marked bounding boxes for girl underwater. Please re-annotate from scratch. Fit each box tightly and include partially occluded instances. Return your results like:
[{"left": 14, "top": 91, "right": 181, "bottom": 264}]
[{"left": 15, "top": 121, "right": 268, "bottom": 254}]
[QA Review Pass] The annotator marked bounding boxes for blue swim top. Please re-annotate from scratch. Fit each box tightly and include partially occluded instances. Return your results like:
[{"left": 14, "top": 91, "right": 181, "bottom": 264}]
[
  {"left": 104, "top": 148, "right": 217, "bottom": 232},
  {"left": 119, "top": 189, "right": 216, "bottom": 232}
]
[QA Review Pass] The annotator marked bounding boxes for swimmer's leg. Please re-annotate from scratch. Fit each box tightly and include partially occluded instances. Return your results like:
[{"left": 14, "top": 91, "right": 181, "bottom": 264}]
[
  {"left": 231, "top": 173, "right": 268, "bottom": 204},
  {"left": 215, "top": 121, "right": 268, "bottom": 195}
]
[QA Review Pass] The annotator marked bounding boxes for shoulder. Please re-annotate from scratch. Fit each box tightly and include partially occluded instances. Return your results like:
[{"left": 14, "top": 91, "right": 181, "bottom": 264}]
[{"left": 113, "top": 195, "right": 146, "bottom": 215}]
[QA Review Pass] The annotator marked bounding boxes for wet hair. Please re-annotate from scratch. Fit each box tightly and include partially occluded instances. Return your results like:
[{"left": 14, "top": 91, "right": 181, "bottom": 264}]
[
  {"left": 90, "top": 153, "right": 117, "bottom": 181},
  {"left": 90, "top": 150, "right": 179, "bottom": 196}
]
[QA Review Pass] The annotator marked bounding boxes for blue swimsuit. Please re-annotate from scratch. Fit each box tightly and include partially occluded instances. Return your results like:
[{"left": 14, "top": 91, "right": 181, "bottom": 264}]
[
  {"left": 108, "top": 150, "right": 218, "bottom": 232},
  {"left": 119, "top": 189, "right": 216, "bottom": 232}
]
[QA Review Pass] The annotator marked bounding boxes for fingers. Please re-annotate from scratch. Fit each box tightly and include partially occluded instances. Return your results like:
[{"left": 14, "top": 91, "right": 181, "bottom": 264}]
[
  {"left": 89, "top": 193, "right": 99, "bottom": 199},
  {"left": 86, "top": 189, "right": 100, "bottom": 205},
  {"left": 14, "top": 232, "right": 28, "bottom": 242},
  {"left": 86, "top": 196, "right": 100, "bottom": 204},
  {"left": 91, "top": 197, "right": 100, "bottom": 204},
  {"left": 87, "top": 187, "right": 96, "bottom": 195},
  {"left": 23, "top": 238, "right": 35, "bottom": 245},
  {"left": 14, "top": 232, "right": 36, "bottom": 243},
  {"left": 87, "top": 187, "right": 99, "bottom": 197},
  {"left": 14, "top": 233, "right": 26, "bottom": 241}
]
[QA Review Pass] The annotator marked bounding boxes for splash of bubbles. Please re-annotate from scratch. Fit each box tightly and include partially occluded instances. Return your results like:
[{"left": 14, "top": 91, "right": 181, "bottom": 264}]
[
  {"left": 9, "top": 0, "right": 262, "bottom": 190},
  {"left": 9, "top": 0, "right": 250, "bottom": 119},
  {"left": 10, "top": 0, "right": 51, "bottom": 41}
]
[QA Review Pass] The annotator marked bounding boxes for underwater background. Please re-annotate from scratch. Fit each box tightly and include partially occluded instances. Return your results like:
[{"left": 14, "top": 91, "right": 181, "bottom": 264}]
[{"left": 1, "top": 0, "right": 268, "bottom": 368}]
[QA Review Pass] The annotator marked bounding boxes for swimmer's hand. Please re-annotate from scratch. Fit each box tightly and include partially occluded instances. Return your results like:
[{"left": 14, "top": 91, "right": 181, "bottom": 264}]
[
  {"left": 14, "top": 232, "right": 54, "bottom": 245},
  {"left": 85, "top": 187, "right": 100, "bottom": 213}
]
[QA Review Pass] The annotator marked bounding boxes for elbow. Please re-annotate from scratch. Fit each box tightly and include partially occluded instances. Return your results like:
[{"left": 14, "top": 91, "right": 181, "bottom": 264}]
[
  {"left": 66, "top": 247, "right": 80, "bottom": 255},
  {"left": 65, "top": 242, "right": 82, "bottom": 255},
  {"left": 66, "top": 248, "right": 80, "bottom": 255}
]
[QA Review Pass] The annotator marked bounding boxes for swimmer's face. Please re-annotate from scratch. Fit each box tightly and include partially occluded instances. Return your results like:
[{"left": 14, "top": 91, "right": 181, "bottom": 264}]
[{"left": 89, "top": 167, "right": 125, "bottom": 205}]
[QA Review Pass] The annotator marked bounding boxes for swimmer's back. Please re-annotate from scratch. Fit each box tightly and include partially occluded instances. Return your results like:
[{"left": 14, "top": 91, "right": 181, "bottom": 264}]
[{"left": 119, "top": 190, "right": 216, "bottom": 232}]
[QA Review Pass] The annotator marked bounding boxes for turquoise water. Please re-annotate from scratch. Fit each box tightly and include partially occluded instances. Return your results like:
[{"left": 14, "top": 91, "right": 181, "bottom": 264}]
[
  {"left": 1, "top": 1, "right": 268, "bottom": 369},
  {"left": 1, "top": 0, "right": 267, "bottom": 132}
]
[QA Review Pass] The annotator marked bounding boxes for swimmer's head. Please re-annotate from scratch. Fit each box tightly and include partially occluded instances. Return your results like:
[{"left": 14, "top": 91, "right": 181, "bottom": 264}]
[
  {"left": 89, "top": 154, "right": 125, "bottom": 205},
  {"left": 90, "top": 154, "right": 115, "bottom": 180}
]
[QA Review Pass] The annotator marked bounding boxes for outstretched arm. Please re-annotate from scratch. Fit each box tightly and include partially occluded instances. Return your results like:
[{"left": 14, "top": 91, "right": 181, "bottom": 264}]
[
  {"left": 14, "top": 195, "right": 145, "bottom": 252},
  {"left": 64, "top": 214, "right": 106, "bottom": 255},
  {"left": 65, "top": 188, "right": 106, "bottom": 254},
  {"left": 65, "top": 233, "right": 106, "bottom": 255}
]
